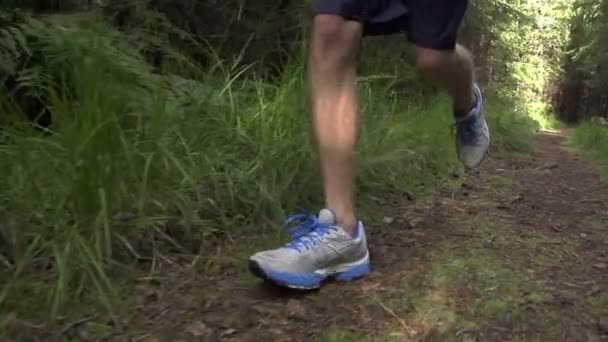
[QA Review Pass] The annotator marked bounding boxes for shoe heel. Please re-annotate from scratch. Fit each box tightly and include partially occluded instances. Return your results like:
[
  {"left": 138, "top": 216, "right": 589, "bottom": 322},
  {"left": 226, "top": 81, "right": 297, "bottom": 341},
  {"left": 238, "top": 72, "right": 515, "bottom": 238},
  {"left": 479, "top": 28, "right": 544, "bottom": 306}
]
[{"left": 335, "top": 262, "right": 370, "bottom": 281}]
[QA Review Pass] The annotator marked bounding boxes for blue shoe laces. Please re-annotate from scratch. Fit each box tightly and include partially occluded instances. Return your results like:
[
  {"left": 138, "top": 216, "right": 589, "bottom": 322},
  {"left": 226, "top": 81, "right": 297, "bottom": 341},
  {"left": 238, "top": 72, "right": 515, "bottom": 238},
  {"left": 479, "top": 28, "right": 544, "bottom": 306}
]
[
  {"left": 456, "top": 90, "right": 481, "bottom": 145},
  {"left": 282, "top": 212, "right": 336, "bottom": 252},
  {"left": 456, "top": 114, "right": 479, "bottom": 145}
]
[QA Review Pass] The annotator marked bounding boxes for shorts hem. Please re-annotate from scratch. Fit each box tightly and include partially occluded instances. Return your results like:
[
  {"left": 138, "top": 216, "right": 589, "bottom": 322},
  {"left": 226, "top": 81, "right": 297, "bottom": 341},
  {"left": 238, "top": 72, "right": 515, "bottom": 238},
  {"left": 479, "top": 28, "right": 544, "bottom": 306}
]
[
  {"left": 407, "top": 36, "right": 458, "bottom": 51},
  {"left": 312, "top": 6, "right": 364, "bottom": 22}
]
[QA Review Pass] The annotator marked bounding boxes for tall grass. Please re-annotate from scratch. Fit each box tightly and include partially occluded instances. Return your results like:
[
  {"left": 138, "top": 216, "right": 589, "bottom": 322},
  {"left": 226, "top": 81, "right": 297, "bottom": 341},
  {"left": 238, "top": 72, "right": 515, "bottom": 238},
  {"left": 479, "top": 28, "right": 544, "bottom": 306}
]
[
  {"left": 0, "top": 12, "right": 537, "bottom": 321},
  {"left": 571, "top": 122, "right": 608, "bottom": 177}
]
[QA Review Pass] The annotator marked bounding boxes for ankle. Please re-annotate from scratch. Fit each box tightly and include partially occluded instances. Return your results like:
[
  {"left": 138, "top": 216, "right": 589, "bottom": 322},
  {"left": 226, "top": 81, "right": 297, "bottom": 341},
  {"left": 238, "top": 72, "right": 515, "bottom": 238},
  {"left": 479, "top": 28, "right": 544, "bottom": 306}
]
[
  {"left": 336, "top": 215, "right": 358, "bottom": 236},
  {"left": 454, "top": 86, "right": 477, "bottom": 119}
]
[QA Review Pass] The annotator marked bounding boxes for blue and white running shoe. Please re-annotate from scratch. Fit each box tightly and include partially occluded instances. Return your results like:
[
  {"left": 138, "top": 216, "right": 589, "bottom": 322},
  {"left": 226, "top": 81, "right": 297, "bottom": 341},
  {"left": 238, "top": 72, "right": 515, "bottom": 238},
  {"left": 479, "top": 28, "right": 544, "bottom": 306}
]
[
  {"left": 455, "top": 84, "right": 491, "bottom": 169},
  {"left": 249, "top": 209, "right": 370, "bottom": 290}
]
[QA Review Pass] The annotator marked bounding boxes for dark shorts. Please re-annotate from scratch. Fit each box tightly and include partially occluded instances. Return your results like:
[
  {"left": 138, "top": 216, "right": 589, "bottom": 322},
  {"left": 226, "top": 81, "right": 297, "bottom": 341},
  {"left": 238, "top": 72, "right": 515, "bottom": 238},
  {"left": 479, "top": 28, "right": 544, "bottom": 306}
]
[{"left": 313, "top": 0, "right": 468, "bottom": 50}]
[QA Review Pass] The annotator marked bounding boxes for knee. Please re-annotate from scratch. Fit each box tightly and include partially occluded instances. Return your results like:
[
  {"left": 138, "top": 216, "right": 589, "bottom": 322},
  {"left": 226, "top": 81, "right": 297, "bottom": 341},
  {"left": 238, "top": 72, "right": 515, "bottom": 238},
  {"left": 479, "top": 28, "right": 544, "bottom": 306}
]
[
  {"left": 311, "top": 15, "right": 361, "bottom": 67},
  {"left": 313, "top": 15, "right": 347, "bottom": 43},
  {"left": 415, "top": 48, "right": 449, "bottom": 75}
]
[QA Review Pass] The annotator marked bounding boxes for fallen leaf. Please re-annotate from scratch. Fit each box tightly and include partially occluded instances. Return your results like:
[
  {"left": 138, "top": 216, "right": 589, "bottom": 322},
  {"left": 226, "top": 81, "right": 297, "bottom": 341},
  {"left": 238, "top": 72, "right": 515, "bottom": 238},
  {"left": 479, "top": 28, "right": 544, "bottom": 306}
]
[
  {"left": 221, "top": 328, "right": 238, "bottom": 337},
  {"left": 409, "top": 217, "right": 423, "bottom": 228},
  {"left": 593, "top": 263, "right": 607, "bottom": 270},
  {"left": 185, "top": 321, "right": 212, "bottom": 337},
  {"left": 550, "top": 224, "right": 563, "bottom": 232},
  {"left": 540, "top": 162, "right": 559, "bottom": 170},
  {"left": 561, "top": 282, "right": 581, "bottom": 288},
  {"left": 383, "top": 216, "right": 395, "bottom": 224},
  {"left": 410, "top": 229, "right": 426, "bottom": 238},
  {"left": 509, "top": 194, "right": 524, "bottom": 203}
]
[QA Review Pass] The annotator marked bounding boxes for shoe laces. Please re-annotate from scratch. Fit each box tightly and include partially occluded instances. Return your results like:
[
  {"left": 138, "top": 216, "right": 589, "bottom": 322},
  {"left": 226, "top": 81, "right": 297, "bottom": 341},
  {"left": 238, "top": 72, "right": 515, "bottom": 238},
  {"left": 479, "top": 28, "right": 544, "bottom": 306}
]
[
  {"left": 455, "top": 86, "right": 484, "bottom": 144},
  {"left": 455, "top": 114, "right": 479, "bottom": 145},
  {"left": 283, "top": 212, "right": 336, "bottom": 252}
]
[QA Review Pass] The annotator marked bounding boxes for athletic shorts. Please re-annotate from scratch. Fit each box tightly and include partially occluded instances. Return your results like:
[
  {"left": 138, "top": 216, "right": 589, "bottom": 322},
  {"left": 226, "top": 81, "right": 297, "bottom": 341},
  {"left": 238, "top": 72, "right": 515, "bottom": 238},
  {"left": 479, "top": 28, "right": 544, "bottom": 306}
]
[{"left": 313, "top": 0, "right": 468, "bottom": 50}]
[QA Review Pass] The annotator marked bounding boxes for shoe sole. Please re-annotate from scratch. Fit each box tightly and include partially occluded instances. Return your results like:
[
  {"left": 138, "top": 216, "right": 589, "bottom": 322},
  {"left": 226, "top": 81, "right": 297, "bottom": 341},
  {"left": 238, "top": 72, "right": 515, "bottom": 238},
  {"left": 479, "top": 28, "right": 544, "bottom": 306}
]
[
  {"left": 463, "top": 144, "right": 490, "bottom": 170},
  {"left": 249, "top": 255, "right": 371, "bottom": 290}
]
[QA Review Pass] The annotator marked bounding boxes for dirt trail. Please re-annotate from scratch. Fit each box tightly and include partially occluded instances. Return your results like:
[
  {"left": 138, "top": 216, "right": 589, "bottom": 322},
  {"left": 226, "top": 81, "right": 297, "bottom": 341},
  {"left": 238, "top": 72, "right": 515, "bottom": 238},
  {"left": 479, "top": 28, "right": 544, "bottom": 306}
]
[{"left": 57, "top": 132, "right": 608, "bottom": 341}]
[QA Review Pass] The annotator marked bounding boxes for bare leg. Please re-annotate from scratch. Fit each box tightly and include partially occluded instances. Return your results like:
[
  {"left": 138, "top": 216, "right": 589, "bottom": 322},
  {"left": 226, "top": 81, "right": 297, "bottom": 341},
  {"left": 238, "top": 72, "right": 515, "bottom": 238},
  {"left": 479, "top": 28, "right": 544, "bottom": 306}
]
[
  {"left": 415, "top": 44, "right": 475, "bottom": 118},
  {"left": 308, "top": 15, "right": 363, "bottom": 234}
]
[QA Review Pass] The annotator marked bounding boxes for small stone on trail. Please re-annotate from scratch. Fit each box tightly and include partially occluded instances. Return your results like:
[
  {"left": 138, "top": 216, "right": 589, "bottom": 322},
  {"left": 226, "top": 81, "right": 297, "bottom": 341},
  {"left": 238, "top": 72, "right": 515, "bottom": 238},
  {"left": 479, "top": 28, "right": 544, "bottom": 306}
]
[
  {"left": 509, "top": 194, "right": 524, "bottom": 203},
  {"left": 186, "top": 321, "right": 212, "bottom": 337},
  {"left": 540, "top": 162, "right": 559, "bottom": 170},
  {"left": 221, "top": 328, "right": 238, "bottom": 337},
  {"left": 593, "top": 263, "right": 607, "bottom": 270},
  {"left": 286, "top": 299, "right": 307, "bottom": 320},
  {"left": 383, "top": 216, "right": 394, "bottom": 224},
  {"left": 409, "top": 217, "right": 423, "bottom": 228}
]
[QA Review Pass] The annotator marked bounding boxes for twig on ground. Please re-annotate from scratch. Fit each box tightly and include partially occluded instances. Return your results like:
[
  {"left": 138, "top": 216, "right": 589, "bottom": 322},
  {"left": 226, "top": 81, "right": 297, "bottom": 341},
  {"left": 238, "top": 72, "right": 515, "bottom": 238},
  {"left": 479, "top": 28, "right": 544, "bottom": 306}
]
[
  {"left": 59, "top": 315, "right": 96, "bottom": 336},
  {"left": 131, "top": 333, "right": 152, "bottom": 342},
  {"left": 154, "top": 225, "right": 189, "bottom": 254},
  {"left": 376, "top": 297, "right": 416, "bottom": 337},
  {"left": 115, "top": 233, "right": 143, "bottom": 260}
]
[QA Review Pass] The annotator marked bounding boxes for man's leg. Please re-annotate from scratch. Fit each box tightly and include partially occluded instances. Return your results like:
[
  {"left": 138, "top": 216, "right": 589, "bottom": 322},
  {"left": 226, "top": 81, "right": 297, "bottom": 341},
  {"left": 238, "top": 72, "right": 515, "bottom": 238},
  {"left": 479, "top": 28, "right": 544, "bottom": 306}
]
[
  {"left": 248, "top": 14, "right": 371, "bottom": 290},
  {"left": 405, "top": 0, "right": 490, "bottom": 169},
  {"left": 308, "top": 15, "right": 363, "bottom": 234},
  {"left": 415, "top": 45, "right": 475, "bottom": 119}
]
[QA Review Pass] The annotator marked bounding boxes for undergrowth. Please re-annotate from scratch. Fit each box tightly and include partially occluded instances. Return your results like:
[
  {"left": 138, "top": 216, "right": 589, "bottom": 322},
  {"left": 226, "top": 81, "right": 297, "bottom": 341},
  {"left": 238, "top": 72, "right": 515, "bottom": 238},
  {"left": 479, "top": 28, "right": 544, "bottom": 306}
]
[
  {"left": 0, "top": 12, "right": 537, "bottom": 324},
  {"left": 571, "top": 122, "right": 608, "bottom": 177}
]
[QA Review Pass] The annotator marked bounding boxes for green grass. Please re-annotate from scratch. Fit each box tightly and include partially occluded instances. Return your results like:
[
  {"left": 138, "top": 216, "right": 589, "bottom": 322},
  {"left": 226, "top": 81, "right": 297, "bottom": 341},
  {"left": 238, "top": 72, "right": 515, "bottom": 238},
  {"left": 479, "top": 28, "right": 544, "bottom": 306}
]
[
  {"left": 526, "top": 100, "right": 562, "bottom": 131},
  {"left": 0, "top": 12, "right": 539, "bottom": 324},
  {"left": 483, "top": 91, "right": 539, "bottom": 152},
  {"left": 571, "top": 121, "right": 608, "bottom": 178}
]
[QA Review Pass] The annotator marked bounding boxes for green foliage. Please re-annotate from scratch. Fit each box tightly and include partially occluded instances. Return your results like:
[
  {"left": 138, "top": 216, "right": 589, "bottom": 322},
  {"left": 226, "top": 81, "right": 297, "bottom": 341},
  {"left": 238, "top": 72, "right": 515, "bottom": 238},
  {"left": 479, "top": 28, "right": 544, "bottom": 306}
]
[
  {"left": 569, "top": 0, "right": 608, "bottom": 84},
  {"left": 554, "top": 0, "right": 608, "bottom": 122},
  {"left": 571, "top": 122, "right": 608, "bottom": 175},
  {"left": 484, "top": 92, "right": 539, "bottom": 152},
  {"left": 458, "top": 0, "right": 573, "bottom": 129}
]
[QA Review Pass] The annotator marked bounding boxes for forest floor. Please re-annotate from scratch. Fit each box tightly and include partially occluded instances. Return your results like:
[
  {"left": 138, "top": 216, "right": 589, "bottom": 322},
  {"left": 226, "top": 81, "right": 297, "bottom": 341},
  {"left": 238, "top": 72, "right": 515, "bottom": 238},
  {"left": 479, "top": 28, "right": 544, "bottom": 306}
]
[{"left": 10, "top": 132, "right": 608, "bottom": 341}]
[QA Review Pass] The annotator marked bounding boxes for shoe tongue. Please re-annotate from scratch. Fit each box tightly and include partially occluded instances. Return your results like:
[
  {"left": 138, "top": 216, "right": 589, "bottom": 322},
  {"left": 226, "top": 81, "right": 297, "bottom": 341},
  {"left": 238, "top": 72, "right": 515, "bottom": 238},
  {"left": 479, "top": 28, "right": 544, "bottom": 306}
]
[{"left": 317, "top": 208, "right": 337, "bottom": 226}]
